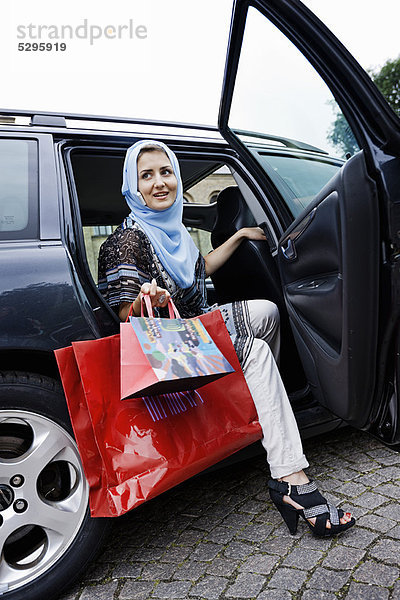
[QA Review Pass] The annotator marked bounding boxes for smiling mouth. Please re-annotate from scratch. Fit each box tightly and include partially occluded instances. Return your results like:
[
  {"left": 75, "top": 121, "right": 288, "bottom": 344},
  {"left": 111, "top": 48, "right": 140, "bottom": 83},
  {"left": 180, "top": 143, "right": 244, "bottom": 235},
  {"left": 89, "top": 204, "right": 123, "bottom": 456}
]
[{"left": 153, "top": 192, "right": 168, "bottom": 198}]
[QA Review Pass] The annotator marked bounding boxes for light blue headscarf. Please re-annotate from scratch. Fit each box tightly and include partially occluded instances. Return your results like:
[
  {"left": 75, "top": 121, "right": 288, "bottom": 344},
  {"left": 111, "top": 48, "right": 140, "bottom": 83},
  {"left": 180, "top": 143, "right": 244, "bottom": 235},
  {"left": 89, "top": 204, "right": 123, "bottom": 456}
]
[{"left": 121, "top": 140, "right": 199, "bottom": 289}]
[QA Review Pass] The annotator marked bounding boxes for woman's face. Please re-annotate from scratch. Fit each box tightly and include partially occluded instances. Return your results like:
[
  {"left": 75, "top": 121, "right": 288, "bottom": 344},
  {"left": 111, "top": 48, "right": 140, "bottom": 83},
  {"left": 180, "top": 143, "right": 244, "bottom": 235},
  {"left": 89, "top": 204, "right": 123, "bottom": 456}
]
[{"left": 137, "top": 150, "right": 178, "bottom": 211}]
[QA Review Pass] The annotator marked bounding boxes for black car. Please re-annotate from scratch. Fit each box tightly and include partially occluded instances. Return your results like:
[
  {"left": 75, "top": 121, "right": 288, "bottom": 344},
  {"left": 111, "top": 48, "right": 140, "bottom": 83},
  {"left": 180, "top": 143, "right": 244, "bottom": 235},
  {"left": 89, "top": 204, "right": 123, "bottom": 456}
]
[{"left": 1, "top": 1, "right": 400, "bottom": 598}]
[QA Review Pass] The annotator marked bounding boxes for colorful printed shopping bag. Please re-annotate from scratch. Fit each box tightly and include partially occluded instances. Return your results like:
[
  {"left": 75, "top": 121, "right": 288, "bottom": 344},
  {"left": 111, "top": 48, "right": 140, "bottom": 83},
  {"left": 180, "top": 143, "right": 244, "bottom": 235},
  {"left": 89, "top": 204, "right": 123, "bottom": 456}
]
[{"left": 120, "top": 297, "right": 234, "bottom": 399}]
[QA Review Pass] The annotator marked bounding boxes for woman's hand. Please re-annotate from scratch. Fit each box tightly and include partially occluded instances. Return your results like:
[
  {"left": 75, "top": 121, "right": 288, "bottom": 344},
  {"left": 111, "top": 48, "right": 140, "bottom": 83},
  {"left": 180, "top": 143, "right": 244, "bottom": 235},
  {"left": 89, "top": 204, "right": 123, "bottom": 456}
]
[
  {"left": 239, "top": 227, "right": 267, "bottom": 241},
  {"left": 118, "top": 279, "right": 170, "bottom": 321},
  {"left": 204, "top": 227, "right": 267, "bottom": 276},
  {"left": 140, "top": 279, "right": 170, "bottom": 308}
]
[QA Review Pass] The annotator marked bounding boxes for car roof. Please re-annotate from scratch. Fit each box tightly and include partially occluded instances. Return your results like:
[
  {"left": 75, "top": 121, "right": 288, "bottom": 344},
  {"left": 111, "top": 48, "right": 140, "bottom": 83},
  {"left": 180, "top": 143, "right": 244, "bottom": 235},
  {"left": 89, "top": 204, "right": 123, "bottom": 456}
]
[{"left": 0, "top": 109, "right": 339, "bottom": 160}]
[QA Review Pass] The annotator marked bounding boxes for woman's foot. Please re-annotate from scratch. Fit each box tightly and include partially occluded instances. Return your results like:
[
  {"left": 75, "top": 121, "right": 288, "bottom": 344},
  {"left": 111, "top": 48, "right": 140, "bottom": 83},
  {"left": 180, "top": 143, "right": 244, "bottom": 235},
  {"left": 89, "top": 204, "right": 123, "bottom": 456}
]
[
  {"left": 281, "top": 492, "right": 353, "bottom": 529},
  {"left": 268, "top": 473, "right": 355, "bottom": 537},
  {"left": 279, "top": 471, "right": 352, "bottom": 529}
]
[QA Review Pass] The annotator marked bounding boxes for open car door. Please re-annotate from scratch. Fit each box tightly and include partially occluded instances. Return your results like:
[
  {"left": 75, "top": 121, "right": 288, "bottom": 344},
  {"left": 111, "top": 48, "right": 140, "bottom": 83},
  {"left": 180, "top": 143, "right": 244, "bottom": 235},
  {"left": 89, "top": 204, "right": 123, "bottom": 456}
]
[{"left": 218, "top": 0, "right": 400, "bottom": 438}]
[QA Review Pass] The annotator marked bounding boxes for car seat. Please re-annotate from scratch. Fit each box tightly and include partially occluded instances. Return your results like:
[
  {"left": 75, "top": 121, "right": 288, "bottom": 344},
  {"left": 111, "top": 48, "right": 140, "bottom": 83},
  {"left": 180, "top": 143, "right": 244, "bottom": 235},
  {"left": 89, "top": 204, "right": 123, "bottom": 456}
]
[{"left": 210, "top": 186, "right": 283, "bottom": 308}]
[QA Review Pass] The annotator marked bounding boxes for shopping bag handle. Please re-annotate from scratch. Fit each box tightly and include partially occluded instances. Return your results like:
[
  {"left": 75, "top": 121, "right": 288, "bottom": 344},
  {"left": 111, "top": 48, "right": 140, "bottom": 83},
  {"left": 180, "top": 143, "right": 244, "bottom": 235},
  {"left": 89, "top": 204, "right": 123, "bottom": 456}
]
[
  {"left": 167, "top": 298, "right": 181, "bottom": 319},
  {"left": 141, "top": 295, "right": 181, "bottom": 319},
  {"left": 126, "top": 294, "right": 181, "bottom": 320},
  {"left": 141, "top": 294, "right": 154, "bottom": 318},
  {"left": 125, "top": 295, "right": 156, "bottom": 320}
]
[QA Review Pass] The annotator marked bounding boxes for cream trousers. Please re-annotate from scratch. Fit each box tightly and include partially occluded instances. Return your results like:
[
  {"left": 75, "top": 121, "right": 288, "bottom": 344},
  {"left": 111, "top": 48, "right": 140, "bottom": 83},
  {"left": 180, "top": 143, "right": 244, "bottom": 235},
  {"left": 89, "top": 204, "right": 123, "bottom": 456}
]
[{"left": 221, "top": 299, "right": 309, "bottom": 479}]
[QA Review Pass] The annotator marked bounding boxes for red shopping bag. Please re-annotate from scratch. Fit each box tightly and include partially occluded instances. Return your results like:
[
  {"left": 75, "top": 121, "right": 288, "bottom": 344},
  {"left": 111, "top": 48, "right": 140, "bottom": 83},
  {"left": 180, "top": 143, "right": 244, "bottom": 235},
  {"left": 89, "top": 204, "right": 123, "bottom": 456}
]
[
  {"left": 55, "top": 309, "right": 262, "bottom": 518},
  {"left": 120, "top": 297, "right": 234, "bottom": 399}
]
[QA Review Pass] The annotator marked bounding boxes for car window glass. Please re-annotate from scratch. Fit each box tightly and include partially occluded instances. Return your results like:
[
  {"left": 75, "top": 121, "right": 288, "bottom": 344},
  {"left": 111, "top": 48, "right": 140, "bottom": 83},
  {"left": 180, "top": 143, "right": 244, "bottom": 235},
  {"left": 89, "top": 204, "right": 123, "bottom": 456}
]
[
  {"left": 0, "top": 139, "right": 38, "bottom": 239},
  {"left": 256, "top": 153, "right": 341, "bottom": 218},
  {"left": 83, "top": 224, "right": 117, "bottom": 282},
  {"left": 228, "top": 6, "right": 359, "bottom": 217}
]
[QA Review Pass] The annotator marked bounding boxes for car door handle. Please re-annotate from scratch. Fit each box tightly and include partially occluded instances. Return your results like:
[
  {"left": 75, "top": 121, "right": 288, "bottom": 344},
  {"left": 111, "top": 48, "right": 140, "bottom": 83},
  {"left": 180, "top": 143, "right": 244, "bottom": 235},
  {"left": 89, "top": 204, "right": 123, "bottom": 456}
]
[
  {"left": 281, "top": 238, "right": 297, "bottom": 260},
  {"left": 280, "top": 207, "right": 317, "bottom": 261}
]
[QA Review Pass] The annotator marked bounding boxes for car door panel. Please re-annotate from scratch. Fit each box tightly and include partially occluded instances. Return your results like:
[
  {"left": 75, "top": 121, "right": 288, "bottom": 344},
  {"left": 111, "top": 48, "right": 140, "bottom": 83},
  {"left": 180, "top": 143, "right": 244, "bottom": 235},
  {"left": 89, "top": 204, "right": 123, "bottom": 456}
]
[
  {"left": 280, "top": 193, "right": 341, "bottom": 282},
  {"left": 285, "top": 274, "right": 342, "bottom": 353},
  {"left": 281, "top": 191, "right": 342, "bottom": 352},
  {"left": 278, "top": 151, "right": 380, "bottom": 425}
]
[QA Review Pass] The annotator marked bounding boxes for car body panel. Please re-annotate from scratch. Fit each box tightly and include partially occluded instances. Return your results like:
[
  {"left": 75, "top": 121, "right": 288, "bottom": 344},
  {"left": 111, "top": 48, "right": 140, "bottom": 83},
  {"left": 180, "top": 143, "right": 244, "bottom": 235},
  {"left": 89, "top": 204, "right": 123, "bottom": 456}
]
[{"left": 0, "top": 242, "right": 93, "bottom": 350}]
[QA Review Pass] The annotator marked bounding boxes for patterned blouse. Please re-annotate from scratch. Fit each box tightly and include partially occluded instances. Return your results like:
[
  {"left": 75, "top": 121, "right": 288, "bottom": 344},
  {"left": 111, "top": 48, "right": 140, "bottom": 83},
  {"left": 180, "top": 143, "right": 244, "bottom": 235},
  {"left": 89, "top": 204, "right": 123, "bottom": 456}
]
[{"left": 98, "top": 218, "right": 210, "bottom": 319}]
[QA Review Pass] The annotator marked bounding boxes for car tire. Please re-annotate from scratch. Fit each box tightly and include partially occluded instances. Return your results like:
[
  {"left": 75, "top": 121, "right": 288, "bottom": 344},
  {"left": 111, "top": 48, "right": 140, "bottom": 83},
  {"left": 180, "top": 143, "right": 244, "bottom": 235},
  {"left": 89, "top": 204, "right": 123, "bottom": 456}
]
[{"left": 0, "top": 371, "right": 110, "bottom": 600}]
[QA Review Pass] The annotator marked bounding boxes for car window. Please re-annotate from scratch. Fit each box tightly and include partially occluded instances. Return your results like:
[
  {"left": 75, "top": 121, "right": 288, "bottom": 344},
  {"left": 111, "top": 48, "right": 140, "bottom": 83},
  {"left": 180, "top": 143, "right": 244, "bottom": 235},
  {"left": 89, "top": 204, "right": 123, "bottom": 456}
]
[
  {"left": 227, "top": 6, "right": 359, "bottom": 219},
  {"left": 255, "top": 153, "right": 342, "bottom": 218},
  {"left": 82, "top": 224, "right": 118, "bottom": 282},
  {"left": 0, "top": 138, "right": 38, "bottom": 239}
]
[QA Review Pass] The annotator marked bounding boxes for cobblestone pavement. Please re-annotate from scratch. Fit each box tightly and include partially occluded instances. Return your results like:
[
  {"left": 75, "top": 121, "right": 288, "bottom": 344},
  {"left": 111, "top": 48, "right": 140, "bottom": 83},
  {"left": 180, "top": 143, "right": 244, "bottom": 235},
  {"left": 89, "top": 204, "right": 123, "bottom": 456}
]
[{"left": 60, "top": 428, "right": 400, "bottom": 600}]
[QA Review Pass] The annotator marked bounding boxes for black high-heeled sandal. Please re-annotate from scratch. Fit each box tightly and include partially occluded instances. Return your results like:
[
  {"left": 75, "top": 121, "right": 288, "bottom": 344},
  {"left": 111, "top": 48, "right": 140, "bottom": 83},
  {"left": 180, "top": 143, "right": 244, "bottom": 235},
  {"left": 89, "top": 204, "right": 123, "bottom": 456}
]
[{"left": 268, "top": 479, "right": 355, "bottom": 537}]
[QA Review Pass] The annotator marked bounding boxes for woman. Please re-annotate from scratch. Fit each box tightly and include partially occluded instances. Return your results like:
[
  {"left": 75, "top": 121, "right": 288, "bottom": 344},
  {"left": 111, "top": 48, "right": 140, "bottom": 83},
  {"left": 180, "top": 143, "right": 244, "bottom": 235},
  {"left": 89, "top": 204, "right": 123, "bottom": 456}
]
[{"left": 98, "top": 139, "right": 354, "bottom": 537}]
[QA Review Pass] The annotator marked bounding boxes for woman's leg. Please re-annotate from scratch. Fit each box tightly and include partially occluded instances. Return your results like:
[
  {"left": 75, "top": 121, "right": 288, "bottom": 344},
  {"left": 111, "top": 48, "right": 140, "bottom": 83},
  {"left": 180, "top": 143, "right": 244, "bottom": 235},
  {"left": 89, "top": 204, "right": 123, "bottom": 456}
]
[
  {"left": 246, "top": 299, "right": 281, "bottom": 363},
  {"left": 220, "top": 298, "right": 353, "bottom": 532},
  {"left": 241, "top": 336, "right": 309, "bottom": 478},
  {"left": 218, "top": 298, "right": 304, "bottom": 476},
  {"left": 238, "top": 300, "right": 352, "bottom": 529}
]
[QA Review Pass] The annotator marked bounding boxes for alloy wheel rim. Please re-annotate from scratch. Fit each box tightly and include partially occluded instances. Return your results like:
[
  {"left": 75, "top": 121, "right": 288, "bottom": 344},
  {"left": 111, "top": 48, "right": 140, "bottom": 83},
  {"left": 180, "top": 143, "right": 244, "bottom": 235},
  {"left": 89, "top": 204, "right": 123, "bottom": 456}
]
[{"left": 0, "top": 410, "right": 88, "bottom": 593}]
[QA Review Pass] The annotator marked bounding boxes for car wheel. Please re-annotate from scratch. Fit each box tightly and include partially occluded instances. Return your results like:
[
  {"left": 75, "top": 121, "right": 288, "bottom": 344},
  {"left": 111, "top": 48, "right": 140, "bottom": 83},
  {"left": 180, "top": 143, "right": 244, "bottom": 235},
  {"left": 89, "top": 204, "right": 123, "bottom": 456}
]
[{"left": 0, "top": 371, "right": 110, "bottom": 600}]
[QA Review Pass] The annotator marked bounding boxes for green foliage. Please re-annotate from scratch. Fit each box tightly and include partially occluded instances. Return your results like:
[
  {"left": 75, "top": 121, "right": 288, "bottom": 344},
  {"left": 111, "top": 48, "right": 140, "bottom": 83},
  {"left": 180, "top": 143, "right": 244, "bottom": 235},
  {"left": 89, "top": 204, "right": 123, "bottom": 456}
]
[
  {"left": 327, "top": 111, "right": 359, "bottom": 157},
  {"left": 328, "top": 55, "right": 400, "bottom": 157},
  {"left": 371, "top": 56, "right": 400, "bottom": 116}
]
